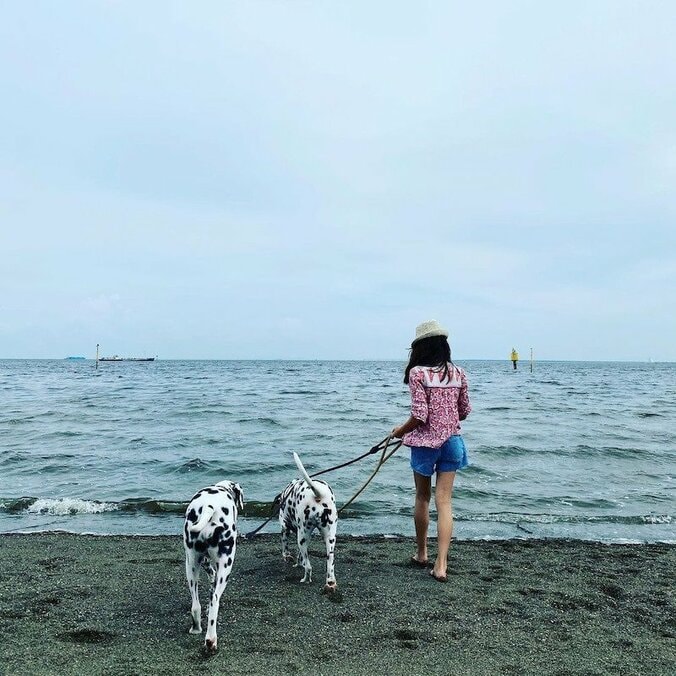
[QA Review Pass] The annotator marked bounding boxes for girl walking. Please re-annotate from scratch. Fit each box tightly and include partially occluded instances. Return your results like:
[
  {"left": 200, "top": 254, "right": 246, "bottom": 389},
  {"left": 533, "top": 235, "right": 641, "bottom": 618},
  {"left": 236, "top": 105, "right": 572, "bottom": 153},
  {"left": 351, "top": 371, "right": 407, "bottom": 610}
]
[{"left": 392, "top": 320, "right": 471, "bottom": 582}]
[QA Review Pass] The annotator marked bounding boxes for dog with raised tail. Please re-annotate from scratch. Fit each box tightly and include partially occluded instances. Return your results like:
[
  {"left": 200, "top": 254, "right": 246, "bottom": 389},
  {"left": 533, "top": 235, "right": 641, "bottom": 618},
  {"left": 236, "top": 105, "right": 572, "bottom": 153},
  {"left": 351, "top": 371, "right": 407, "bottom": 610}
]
[
  {"left": 278, "top": 452, "right": 338, "bottom": 592},
  {"left": 183, "top": 480, "right": 243, "bottom": 653}
]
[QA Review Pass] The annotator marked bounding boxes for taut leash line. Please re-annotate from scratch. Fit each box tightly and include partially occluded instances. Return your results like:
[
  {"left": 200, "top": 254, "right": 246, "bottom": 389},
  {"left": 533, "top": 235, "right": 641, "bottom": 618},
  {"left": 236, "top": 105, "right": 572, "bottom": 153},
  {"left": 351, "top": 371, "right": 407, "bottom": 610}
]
[
  {"left": 244, "top": 495, "right": 281, "bottom": 539},
  {"left": 308, "top": 435, "right": 393, "bottom": 478},
  {"left": 338, "top": 435, "right": 402, "bottom": 514}
]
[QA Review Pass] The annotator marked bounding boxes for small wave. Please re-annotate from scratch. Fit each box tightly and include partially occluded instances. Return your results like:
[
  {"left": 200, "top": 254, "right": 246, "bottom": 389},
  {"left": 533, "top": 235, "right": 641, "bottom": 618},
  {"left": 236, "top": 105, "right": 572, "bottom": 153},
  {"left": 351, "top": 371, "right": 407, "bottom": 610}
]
[
  {"left": 636, "top": 412, "right": 662, "bottom": 418},
  {"left": 26, "top": 498, "right": 118, "bottom": 516},
  {"left": 174, "top": 409, "right": 232, "bottom": 418},
  {"left": 0, "top": 452, "right": 80, "bottom": 467},
  {"left": 118, "top": 498, "right": 185, "bottom": 514},
  {"left": 279, "top": 390, "right": 325, "bottom": 395},
  {"left": 0, "top": 496, "right": 369, "bottom": 519},
  {"left": 236, "top": 417, "right": 283, "bottom": 427},
  {"left": 477, "top": 445, "right": 532, "bottom": 456},
  {"left": 0, "top": 452, "right": 29, "bottom": 467},
  {"left": 458, "top": 512, "right": 673, "bottom": 526},
  {"left": 484, "top": 406, "right": 511, "bottom": 412},
  {"left": 574, "top": 444, "right": 647, "bottom": 459},
  {"left": 4, "top": 417, "right": 32, "bottom": 425},
  {"left": 172, "top": 458, "right": 219, "bottom": 473}
]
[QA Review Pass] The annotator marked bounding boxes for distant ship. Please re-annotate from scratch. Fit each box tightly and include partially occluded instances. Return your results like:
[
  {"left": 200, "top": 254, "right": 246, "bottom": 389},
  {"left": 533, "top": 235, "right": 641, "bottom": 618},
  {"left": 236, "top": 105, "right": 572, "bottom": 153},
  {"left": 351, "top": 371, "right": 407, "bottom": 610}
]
[
  {"left": 99, "top": 355, "right": 156, "bottom": 362},
  {"left": 65, "top": 356, "right": 86, "bottom": 360}
]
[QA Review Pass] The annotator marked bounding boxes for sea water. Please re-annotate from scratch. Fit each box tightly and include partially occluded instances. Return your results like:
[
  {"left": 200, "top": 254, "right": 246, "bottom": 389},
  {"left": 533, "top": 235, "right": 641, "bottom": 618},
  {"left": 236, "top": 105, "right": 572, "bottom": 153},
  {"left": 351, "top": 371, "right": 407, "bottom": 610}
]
[{"left": 0, "top": 359, "right": 674, "bottom": 542}]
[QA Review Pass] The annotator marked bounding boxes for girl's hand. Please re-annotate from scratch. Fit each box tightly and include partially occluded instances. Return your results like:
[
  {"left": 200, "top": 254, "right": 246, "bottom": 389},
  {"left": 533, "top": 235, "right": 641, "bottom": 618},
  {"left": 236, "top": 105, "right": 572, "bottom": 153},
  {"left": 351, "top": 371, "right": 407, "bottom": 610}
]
[{"left": 392, "top": 416, "right": 422, "bottom": 439}]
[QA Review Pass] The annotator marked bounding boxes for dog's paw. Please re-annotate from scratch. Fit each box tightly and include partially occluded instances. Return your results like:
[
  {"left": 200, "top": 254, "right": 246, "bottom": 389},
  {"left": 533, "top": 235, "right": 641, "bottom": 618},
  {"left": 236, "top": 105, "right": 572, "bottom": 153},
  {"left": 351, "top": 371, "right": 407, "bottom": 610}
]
[
  {"left": 204, "top": 638, "right": 218, "bottom": 653},
  {"left": 189, "top": 625, "right": 202, "bottom": 635},
  {"left": 323, "top": 581, "right": 338, "bottom": 595},
  {"left": 282, "top": 553, "right": 294, "bottom": 563}
]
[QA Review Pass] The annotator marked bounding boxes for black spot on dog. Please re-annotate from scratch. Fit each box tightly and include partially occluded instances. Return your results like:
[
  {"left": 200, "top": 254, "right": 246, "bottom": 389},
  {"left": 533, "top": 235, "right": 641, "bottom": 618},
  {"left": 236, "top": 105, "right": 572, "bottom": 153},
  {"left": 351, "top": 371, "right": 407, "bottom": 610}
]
[
  {"left": 218, "top": 536, "right": 234, "bottom": 556},
  {"left": 207, "top": 526, "right": 225, "bottom": 548},
  {"left": 187, "top": 508, "right": 198, "bottom": 523},
  {"left": 320, "top": 507, "right": 332, "bottom": 527}
]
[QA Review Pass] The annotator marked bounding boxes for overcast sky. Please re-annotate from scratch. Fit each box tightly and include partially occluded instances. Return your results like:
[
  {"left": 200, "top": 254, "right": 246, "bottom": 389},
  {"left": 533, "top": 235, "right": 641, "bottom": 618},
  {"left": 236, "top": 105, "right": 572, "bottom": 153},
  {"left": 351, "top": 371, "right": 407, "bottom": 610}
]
[{"left": 1, "top": 1, "right": 674, "bottom": 360}]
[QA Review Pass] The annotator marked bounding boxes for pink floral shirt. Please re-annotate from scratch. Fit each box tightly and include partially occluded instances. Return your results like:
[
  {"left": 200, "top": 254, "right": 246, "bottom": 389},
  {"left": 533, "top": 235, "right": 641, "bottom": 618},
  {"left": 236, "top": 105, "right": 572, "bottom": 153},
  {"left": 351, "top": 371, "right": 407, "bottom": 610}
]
[{"left": 403, "top": 364, "right": 471, "bottom": 449}]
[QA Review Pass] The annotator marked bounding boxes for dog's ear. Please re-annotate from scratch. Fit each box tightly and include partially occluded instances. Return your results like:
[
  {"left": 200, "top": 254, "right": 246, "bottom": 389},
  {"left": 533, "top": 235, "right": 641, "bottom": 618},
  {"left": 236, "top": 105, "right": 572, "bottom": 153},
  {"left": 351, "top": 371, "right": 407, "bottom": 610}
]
[{"left": 232, "top": 483, "right": 244, "bottom": 512}]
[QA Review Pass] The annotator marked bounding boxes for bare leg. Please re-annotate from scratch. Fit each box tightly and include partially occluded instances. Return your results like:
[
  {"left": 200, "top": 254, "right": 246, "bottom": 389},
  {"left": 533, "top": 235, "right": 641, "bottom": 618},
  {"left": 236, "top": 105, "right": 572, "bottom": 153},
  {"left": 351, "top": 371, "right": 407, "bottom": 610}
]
[
  {"left": 433, "top": 471, "right": 456, "bottom": 578},
  {"left": 413, "top": 472, "right": 432, "bottom": 562}
]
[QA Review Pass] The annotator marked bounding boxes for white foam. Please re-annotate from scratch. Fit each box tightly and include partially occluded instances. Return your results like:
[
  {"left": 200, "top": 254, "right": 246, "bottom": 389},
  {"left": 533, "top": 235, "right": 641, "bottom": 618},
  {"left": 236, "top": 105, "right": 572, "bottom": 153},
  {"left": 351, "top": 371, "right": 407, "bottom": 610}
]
[
  {"left": 641, "top": 514, "right": 672, "bottom": 524},
  {"left": 25, "top": 498, "right": 118, "bottom": 516}
]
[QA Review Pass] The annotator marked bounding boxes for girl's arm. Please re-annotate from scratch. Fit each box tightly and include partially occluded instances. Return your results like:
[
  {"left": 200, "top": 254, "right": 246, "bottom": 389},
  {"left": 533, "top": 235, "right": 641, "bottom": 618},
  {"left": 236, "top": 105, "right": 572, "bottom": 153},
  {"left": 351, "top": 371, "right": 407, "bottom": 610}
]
[
  {"left": 392, "top": 415, "right": 422, "bottom": 439},
  {"left": 458, "top": 370, "right": 471, "bottom": 421},
  {"left": 393, "top": 369, "right": 427, "bottom": 438}
]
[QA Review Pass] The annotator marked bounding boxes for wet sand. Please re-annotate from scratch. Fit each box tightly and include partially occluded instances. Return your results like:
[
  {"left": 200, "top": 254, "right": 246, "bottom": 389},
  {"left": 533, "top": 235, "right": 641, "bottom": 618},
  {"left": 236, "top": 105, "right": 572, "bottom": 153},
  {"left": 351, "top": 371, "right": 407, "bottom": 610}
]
[{"left": 0, "top": 533, "right": 674, "bottom": 675}]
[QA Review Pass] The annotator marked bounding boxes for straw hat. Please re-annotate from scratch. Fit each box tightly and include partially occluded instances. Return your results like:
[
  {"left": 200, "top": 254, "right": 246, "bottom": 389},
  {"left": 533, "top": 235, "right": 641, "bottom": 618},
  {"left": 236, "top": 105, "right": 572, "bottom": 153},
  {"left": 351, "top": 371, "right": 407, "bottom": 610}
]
[{"left": 411, "top": 320, "right": 449, "bottom": 346}]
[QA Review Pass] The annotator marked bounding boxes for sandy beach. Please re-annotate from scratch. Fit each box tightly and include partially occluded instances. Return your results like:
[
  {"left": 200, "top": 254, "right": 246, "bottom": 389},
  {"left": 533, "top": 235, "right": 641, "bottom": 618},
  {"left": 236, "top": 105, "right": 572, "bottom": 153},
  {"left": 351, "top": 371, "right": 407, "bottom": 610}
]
[{"left": 0, "top": 533, "right": 673, "bottom": 675}]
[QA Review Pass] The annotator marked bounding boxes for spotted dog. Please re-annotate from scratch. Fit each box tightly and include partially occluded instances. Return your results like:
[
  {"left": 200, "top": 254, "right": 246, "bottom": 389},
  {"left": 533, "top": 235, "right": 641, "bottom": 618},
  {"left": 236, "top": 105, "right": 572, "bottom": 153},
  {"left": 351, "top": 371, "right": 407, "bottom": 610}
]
[
  {"left": 183, "top": 480, "right": 243, "bottom": 652},
  {"left": 278, "top": 452, "right": 338, "bottom": 592}
]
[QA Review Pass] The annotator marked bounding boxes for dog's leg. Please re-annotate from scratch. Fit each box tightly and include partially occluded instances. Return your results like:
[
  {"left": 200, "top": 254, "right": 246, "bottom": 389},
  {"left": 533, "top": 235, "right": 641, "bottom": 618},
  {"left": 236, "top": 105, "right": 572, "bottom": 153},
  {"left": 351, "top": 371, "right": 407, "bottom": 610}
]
[
  {"left": 202, "top": 558, "right": 216, "bottom": 584},
  {"left": 296, "top": 528, "right": 312, "bottom": 583},
  {"left": 185, "top": 549, "right": 202, "bottom": 634},
  {"left": 204, "top": 554, "right": 234, "bottom": 653},
  {"left": 322, "top": 522, "right": 338, "bottom": 592},
  {"left": 281, "top": 527, "right": 293, "bottom": 562}
]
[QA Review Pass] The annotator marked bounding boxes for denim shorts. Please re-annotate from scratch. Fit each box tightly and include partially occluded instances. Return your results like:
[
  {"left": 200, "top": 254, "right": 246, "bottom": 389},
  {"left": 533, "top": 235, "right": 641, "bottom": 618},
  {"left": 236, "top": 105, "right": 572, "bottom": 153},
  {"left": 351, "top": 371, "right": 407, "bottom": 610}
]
[{"left": 410, "top": 435, "right": 468, "bottom": 476}]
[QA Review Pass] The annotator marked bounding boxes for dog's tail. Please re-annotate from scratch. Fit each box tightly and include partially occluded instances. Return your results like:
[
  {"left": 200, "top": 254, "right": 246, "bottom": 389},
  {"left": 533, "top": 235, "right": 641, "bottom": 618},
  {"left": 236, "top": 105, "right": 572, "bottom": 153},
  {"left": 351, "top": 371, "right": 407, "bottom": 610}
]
[
  {"left": 189, "top": 505, "right": 215, "bottom": 532},
  {"left": 293, "top": 452, "right": 325, "bottom": 501}
]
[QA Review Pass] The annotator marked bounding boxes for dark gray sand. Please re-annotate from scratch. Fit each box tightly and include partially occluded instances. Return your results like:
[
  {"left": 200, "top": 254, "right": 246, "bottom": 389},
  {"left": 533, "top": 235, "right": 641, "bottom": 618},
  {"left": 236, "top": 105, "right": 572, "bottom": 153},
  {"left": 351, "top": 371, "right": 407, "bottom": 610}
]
[{"left": 0, "top": 534, "right": 674, "bottom": 676}]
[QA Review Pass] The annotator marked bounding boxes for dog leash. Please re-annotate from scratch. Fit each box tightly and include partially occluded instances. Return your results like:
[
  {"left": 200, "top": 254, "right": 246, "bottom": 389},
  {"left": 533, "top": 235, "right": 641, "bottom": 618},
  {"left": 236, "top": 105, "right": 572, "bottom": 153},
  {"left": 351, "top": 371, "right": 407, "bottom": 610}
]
[
  {"left": 307, "top": 435, "right": 396, "bottom": 479},
  {"left": 243, "top": 495, "right": 282, "bottom": 539},
  {"left": 337, "top": 434, "right": 402, "bottom": 514},
  {"left": 243, "top": 434, "right": 403, "bottom": 538}
]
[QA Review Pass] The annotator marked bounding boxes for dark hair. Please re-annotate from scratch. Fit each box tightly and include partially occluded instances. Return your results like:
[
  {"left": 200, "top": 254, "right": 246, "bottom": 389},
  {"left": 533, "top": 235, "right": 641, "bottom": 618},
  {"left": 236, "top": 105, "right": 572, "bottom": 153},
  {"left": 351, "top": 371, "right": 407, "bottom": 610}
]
[{"left": 404, "top": 335, "right": 452, "bottom": 384}]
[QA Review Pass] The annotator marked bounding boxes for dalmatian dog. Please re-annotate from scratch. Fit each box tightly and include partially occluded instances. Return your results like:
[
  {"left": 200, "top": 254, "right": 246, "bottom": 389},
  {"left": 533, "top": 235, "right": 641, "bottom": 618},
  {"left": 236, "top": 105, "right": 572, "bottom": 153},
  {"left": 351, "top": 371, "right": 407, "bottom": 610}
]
[
  {"left": 183, "top": 480, "right": 243, "bottom": 652},
  {"left": 278, "top": 452, "right": 338, "bottom": 592}
]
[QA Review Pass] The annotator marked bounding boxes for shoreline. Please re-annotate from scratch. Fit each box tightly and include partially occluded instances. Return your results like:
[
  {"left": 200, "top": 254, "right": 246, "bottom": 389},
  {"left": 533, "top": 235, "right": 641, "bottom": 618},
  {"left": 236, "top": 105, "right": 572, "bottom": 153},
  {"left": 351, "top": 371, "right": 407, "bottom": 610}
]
[
  {"left": 1, "top": 534, "right": 674, "bottom": 675},
  {"left": 1, "top": 527, "right": 674, "bottom": 546}
]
